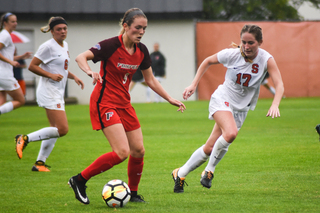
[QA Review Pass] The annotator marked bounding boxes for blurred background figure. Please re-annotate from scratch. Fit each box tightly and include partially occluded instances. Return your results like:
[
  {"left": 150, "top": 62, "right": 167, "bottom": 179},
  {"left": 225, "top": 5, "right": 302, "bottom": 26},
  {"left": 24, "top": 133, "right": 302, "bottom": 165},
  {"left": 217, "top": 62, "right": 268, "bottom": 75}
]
[
  {"left": 261, "top": 71, "right": 276, "bottom": 95},
  {"left": 128, "top": 67, "right": 147, "bottom": 92},
  {"left": 13, "top": 47, "right": 29, "bottom": 96},
  {"left": 0, "top": 12, "right": 31, "bottom": 115},
  {"left": 146, "top": 42, "right": 166, "bottom": 102}
]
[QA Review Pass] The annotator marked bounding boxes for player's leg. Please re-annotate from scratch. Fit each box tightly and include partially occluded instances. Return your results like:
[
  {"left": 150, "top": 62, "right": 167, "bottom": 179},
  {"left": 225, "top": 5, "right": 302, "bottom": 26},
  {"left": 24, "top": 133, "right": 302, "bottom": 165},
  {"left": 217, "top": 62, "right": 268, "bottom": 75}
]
[
  {"left": 200, "top": 111, "right": 237, "bottom": 188},
  {"left": 0, "top": 91, "right": 6, "bottom": 105},
  {"left": 69, "top": 124, "right": 128, "bottom": 205},
  {"left": 146, "top": 86, "right": 151, "bottom": 102},
  {"left": 172, "top": 122, "right": 222, "bottom": 193},
  {"left": 15, "top": 108, "right": 62, "bottom": 160},
  {"left": 126, "top": 128, "right": 146, "bottom": 202},
  {"left": 32, "top": 109, "right": 68, "bottom": 171},
  {"left": 0, "top": 88, "right": 25, "bottom": 114}
]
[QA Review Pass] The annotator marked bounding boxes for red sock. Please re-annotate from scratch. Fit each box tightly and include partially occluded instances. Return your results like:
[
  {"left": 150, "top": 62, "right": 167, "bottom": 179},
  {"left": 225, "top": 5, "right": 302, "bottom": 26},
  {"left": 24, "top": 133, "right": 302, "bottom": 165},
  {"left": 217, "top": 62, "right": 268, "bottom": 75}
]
[
  {"left": 81, "top": 151, "right": 122, "bottom": 180},
  {"left": 127, "top": 155, "right": 144, "bottom": 191}
]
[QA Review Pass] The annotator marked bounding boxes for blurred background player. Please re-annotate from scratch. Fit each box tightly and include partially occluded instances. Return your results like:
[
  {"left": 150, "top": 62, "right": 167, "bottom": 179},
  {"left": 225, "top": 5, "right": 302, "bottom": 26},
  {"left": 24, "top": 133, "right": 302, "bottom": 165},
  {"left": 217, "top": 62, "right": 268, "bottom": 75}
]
[
  {"left": 128, "top": 66, "right": 147, "bottom": 91},
  {"left": 0, "top": 12, "right": 31, "bottom": 114},
  {"left": 146, "top": 42, "right": 166, "bottom": 102},
  {"left": 13, "top": 47, "right": 28, "bottom": 96},
  {"left": 261, "top": 71, "right": 275, "bottom": 95},
  {"left": 15, "top": 16, "right": 84, "bottom": 172}
]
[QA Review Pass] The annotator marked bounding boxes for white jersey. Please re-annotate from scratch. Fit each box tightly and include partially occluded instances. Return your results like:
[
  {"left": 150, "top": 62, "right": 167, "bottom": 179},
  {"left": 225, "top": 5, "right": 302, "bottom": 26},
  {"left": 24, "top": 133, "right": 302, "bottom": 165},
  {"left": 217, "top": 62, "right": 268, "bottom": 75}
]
[
  {"left": 0, "top": 29, "right": 15, "bottom": 79},
  {"left": 35, "top": 38, "right": 69, "bottom": 107},
  {"left": 216, "top": 47, "right": 272, "bottom": 111}
]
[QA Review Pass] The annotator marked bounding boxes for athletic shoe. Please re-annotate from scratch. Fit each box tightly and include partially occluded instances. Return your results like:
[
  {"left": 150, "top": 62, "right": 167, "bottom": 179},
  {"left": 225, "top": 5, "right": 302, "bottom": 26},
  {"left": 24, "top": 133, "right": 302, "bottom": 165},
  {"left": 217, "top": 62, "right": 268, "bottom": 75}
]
[
  {"left": 130, "top": 194, "right": 146, "bottom": 202},
  {"left": 31, "top": 160, "right": 51, "bottom": 172},
  {"left": 15, "top": 134, "right": 29, "bottom": 159},
  {"left": 200, "top": 170, "right": 214, "bottom": 188},
  {"left": 172, "top": 168, "right": 187, "bottom": 193},
  {"left": 68, "top": 175, "right": 90, "bottom": 205},
  {"left": 315, "top": 124, "right": 320, "bottom": 141}
]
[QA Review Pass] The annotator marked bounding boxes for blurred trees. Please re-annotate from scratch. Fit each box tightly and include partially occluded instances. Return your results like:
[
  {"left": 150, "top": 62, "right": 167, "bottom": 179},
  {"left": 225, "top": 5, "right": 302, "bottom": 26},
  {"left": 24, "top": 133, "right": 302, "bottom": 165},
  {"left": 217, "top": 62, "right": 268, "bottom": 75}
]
[{"left": 203, "top": 0, "right": 320, "bottom": 20}]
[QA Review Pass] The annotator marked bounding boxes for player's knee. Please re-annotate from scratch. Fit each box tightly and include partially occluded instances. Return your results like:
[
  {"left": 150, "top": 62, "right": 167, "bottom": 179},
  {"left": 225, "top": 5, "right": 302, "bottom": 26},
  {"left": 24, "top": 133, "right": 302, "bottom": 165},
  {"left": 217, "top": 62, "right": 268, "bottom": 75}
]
[
  {"left": 224, "top": 129, "right": 238, "bottom": 143},
  {"left": 116, "top": 149, "right": 130, "bottom": 161},
  {"left": 58, "top": 126, "right": 69, "bottom": 137},
  {"left": 130, "top": 146, "right": 145, "bottom": 158},
  {"left": 19, "top": 97, "right": 25, "bottom": 106}
]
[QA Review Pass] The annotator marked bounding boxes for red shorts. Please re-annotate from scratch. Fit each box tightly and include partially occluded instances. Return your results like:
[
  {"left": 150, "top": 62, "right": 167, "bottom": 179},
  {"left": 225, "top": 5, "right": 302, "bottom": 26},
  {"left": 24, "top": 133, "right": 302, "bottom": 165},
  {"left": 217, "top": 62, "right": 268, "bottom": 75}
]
[{"left": 90, "top": 103, "right": 140, "bottom": 132}]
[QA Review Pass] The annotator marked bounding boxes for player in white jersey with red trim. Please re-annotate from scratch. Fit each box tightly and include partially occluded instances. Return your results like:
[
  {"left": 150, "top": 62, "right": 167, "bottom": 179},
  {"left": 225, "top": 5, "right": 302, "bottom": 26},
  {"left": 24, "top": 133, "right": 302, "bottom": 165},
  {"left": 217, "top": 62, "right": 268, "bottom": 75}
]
[
  {"left": 172, "top": 24, "right": 284, "bottom": 193},
  {"left": 15, "top": 17, "right": 84, "bottom": 172},
  {"left": 35, "top": 37, "right": 70, "bottom": 108},
  {"left": 0, "top": 12, "right": 31, "bottom": 115}
]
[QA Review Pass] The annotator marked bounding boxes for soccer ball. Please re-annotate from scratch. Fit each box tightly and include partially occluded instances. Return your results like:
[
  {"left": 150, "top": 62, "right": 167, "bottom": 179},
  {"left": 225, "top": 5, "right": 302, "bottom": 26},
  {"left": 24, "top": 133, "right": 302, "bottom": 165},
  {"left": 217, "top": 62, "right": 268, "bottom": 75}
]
[{"left": 102, "top": 179, "right": 131, "bottom": 208}]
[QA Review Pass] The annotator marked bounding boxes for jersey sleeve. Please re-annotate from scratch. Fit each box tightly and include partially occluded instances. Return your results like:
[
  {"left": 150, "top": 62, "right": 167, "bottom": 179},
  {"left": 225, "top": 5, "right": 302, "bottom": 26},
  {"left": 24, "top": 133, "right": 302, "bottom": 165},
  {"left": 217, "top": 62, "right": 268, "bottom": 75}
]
[
  {"left": 90, "top": 37, "right": 119, "bottom": 63},
  {"left": 34, "top": 43, "right": 53, "bottom": 64},
  {"left": 217, "top": 48, "right": 233, "bottom": 66},
  {"left": 0, "top": 31, "right": 11, "bottom": 47},
  {"left": 138, "top": 43, "right": 151, "bottom": 70}
]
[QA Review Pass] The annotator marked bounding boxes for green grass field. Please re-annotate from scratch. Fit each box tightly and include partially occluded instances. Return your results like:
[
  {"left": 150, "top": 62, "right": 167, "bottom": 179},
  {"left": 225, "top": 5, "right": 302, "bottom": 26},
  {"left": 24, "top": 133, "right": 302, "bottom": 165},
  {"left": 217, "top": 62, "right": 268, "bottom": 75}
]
[{"left": 1, "top": 98, "right": 319, "bottom": 213}]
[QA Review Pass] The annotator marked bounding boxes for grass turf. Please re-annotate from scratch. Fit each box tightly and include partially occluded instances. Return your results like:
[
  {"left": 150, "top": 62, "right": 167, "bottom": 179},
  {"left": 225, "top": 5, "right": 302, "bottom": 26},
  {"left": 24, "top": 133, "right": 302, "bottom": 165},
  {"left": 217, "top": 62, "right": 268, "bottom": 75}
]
[{"left": 0, "top": 97, "right": 319, "bottom": 212}]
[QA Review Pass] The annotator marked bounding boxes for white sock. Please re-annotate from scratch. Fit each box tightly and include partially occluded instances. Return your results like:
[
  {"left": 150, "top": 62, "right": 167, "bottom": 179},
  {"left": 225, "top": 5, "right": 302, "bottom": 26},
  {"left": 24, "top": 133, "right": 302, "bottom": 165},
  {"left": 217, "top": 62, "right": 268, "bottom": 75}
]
[
  {"left": 178, "top": 145, "right": 209, "bottom": 178},
  {"left": 205, "top": 136, "right": 230, "bottom": 173},
  {"left": 146, "top": 87, "right": 151, "bottom": 102},
  {"left": 28, "top": 127, "right": 59, "bottom": 142},
  {"left": 154, "top": 92, "right": 162, "bottom": 103},
  {"left": 36, "top": 138, "right": 58, "bottom": 162},
  {"left": 0, "top": 102, "right": 13, "bottom": 114},
  {"left": 270, "top": 86, "right": 276, "bottom": 95}
]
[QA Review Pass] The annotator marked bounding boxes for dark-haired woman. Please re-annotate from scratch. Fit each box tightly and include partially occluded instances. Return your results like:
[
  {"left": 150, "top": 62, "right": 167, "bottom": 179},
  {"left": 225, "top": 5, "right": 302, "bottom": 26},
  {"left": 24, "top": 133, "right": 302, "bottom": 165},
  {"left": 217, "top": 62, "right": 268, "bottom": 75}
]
[
  {"left": 15, "top": 17, "right": 84, "bottom": 172},
  {"left": 68, "top": 8, "right": 185, "bottom": 204},
  {"left": 0, "top": 12, "right": 31, "bottom": 114},
  {"left": 172, "top": 24, "right": 284, "bottom": 193}
]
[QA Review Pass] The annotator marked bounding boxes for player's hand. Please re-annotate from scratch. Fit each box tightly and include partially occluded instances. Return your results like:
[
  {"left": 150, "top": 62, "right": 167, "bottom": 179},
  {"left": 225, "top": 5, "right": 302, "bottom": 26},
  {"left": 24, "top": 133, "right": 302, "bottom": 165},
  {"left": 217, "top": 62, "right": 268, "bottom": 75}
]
[
  {"left": 168, "top": 97, "right": 186, "bottom": 113},
  {"left": 87, "top": 70, "right": 102, "bottom": 85},
  {"left": 183, "top": 85, "right": 196, "bottom": 100},
  {"left": 266, "top": 104, "right": 280, "bottom": 118},
  {"left": 22, "top": 51, "right": 32, "bottom": 59},
  {"left": 51, "top": 73, "right": 64, "bottom": 82},
  {"left": 74, "top": 76, "right": 84, "bottom": 89},
  {"left": 11, "top": 60, "right": 20, "bottom": 67}
]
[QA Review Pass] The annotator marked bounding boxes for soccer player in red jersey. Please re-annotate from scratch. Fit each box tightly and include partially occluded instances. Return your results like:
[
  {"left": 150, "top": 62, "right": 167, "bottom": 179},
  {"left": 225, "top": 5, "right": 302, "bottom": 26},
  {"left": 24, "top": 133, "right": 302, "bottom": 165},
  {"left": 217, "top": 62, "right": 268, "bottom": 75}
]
[{"left": 68, "top": 8, "right": 186, "bottom": 204}]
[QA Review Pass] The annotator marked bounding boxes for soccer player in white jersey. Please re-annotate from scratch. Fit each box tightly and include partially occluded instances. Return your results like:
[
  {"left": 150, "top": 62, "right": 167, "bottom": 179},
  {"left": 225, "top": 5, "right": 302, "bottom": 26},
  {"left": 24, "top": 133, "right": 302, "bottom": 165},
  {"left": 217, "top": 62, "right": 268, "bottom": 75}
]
[
  {"left": 0, "top": 12, "right": 31, "bottom": 115},
  {"left": 172, "top": 24, "right": 284, "bottom": 193},
  {"left": 15, "top": 17, "right": 84, "bottom": 172}
]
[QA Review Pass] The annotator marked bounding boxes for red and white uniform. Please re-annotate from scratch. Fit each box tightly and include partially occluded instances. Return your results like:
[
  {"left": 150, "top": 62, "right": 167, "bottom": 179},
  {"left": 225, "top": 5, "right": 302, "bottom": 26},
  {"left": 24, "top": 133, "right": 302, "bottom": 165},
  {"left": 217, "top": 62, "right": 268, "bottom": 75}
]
[
  {"left": 209, "top": 48, "right": 272, "bottom": 128},
  {"left": 89, "top": 34, "right": 151, "bottom": 130},
  {"left": 34, "top": 38, "right": 69, "bottom": 110}
]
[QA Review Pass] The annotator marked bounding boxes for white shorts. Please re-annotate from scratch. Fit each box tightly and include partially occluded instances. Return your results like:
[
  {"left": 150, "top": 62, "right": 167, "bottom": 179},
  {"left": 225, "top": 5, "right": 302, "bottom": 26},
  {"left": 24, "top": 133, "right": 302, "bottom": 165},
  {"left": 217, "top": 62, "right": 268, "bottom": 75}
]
[
  {"left": 208, "top": 91, "right": 248, "bottom": 130},
  {"left": 0, "top": 77, "right": 20, "bottom": 91},
  {"left": 38, "top": 101, "right": 65, "bottom": 111}
]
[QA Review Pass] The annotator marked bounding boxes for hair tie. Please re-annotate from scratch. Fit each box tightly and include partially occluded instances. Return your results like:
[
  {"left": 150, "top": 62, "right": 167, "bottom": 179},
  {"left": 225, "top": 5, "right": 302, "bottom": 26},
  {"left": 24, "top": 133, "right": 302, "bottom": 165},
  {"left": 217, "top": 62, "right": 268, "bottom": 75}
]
[{"left": 49, "top": 19, "right": 68, "bottom": 30}]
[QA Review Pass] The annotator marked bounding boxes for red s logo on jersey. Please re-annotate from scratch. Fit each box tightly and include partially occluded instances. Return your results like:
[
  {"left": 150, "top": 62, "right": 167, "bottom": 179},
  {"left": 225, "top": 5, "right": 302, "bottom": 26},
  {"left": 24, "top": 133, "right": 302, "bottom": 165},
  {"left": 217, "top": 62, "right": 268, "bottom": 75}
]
[{"left": 252, "top": 64, "right": 259, "bottom": 73}]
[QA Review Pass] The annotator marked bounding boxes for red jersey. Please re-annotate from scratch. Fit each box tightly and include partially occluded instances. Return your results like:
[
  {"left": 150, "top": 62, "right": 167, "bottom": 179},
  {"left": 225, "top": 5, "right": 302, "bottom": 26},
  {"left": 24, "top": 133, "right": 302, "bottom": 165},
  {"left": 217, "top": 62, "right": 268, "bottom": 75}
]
[{"left": 89, "top": 34, "right": 151, "bottom": 108}]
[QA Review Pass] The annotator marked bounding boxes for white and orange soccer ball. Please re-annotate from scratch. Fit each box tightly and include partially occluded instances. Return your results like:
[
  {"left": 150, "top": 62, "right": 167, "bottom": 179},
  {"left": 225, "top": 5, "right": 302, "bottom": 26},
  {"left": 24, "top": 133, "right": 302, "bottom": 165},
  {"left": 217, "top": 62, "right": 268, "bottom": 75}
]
[{"left": 102, "top": 179, "right": 131, "bottom": 208}]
